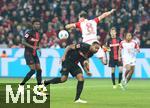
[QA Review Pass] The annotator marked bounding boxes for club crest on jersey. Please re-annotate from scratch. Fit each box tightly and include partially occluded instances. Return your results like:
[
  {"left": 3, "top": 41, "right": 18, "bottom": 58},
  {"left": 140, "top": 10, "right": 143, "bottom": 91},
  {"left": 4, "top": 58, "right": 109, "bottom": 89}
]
[{"left": 25, "top": 33, "right": 29, "bottom": 38}]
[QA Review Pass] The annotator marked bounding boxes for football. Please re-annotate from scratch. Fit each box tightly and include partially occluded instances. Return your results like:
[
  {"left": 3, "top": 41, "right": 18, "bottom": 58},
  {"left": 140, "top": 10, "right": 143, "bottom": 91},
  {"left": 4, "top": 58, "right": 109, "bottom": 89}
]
[{"left": 58, "top": 30, "right": 69, "bottom": 39}]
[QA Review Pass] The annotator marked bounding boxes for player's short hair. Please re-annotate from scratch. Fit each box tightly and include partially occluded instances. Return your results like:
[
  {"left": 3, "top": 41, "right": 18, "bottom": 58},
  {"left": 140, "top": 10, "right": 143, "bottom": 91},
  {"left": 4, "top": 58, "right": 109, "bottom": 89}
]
[
  {"left": 110, "top": 27, "right": 116, "bottom": 31},
  {"left": 32, "top": 18, "right": 40, "bottom": 24},
  {"left": 125, "top": 32, "right": 133, "bottom": 38},
  {"left": 79, "top": 11, "right": 88, "bottom": 19},
  {"left": 92, "top": 41, "right": 100, "bottom": 45},
  {"left": 126, "top": 32, "right": 133, "bottom": 36}
]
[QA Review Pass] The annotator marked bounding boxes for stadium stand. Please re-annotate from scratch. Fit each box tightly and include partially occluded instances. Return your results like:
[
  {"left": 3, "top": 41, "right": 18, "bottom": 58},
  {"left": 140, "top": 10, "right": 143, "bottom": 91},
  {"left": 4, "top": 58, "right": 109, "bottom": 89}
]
[{"left": 0, "top": 0, "right": 149, "bottom": 48}]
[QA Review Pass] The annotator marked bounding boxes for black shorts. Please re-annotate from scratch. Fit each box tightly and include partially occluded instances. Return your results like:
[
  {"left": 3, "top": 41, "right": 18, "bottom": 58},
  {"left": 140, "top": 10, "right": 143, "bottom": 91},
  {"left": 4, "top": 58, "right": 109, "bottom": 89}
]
[
  {"left": 109, "top": 59, "right": 123, "bottom": 67},
  {"left": 60, "top": 59, "right": 82, "bottom": 77},
  {"left": 24, "top": 51, "right": 40, "bottom": 65}
]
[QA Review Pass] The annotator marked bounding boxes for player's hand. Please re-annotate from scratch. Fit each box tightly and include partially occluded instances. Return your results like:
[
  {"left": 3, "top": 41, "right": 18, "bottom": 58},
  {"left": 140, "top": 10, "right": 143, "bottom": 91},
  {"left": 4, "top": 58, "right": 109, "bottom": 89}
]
[
  {"left": 110, "top": 9, "right": 116, "bottom": 13},
  {"left": 86, "top": 72, "right": 92, "bottom": 76},
  {"left": 102, "top": 45, "right": 110, "bottom": 52}
]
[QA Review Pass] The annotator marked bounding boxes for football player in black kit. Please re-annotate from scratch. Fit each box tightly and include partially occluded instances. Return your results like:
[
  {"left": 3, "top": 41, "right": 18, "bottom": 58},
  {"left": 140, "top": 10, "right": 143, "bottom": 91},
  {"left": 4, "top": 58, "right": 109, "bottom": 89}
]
[
  {"left": 19, "top": 19, "right": 43, "bottom": 91},
  {"left": 44, "top": 42, "right": 100, "bottom": 103},
  {"left": 106, "top": 27, "right": 123, "bottom": 89}
]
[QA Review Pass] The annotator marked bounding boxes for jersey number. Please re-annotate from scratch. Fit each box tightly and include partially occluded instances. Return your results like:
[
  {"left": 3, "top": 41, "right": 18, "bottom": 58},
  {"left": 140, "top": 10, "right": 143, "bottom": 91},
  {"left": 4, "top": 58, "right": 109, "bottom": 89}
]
[{"left": 86, "top": 23, "right": 94, "bottom": 34}]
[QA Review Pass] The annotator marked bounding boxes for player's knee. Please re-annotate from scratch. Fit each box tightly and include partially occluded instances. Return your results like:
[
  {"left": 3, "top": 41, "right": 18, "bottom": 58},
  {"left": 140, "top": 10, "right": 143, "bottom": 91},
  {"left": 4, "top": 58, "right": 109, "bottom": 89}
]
[
  {"left": 111, "top": 70, "right": 115, "bottom": 73},
  {"left": 126, "top": 68, "right": 130, "bottom": 72},
  {"left": 77, "top": 76, "right": 84, "bottom": 81},
  {"left": 76, "top": 73, "right": 84, "bottom": 81},
  {"left": 111, "top": 68, "right": 115, "bottom": 73},
  {"left": 111, "top": 71, "right": 115, "bottom": 73},
  {"left": 129, "top": 69, "right": 134, "bottom": 74},
  {"left": 61, "top": 76, "right": 68, "bottom": 83}
]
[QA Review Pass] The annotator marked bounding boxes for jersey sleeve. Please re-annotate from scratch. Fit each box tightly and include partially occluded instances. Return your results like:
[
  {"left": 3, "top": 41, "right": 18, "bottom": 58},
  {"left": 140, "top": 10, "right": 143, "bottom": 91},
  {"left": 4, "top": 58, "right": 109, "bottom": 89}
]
[
  {"left": 75, "top": 22, "right": 81, "bottom": 28},
  {"left": 75, "top": 21, "right": 82, "bottom": 32},
  {"left": 93, "top": 18, "right": 100, "bottom": 24}
]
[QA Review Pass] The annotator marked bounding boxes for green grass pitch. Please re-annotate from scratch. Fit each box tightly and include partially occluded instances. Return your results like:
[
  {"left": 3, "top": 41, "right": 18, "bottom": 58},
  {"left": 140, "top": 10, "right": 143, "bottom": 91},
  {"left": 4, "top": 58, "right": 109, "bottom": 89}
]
[{"left": 0, "top": 78, "right": 150, "bottom": 108}]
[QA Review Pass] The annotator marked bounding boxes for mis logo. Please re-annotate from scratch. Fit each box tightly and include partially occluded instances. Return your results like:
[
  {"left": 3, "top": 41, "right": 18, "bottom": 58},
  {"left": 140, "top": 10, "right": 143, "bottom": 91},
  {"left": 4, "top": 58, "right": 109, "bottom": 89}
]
[
  {"left": 0, "top": 83, "right": 50, "bottom": 108},
  {"left": 6, "top": 85, "right": 47, "bottom": 103}
]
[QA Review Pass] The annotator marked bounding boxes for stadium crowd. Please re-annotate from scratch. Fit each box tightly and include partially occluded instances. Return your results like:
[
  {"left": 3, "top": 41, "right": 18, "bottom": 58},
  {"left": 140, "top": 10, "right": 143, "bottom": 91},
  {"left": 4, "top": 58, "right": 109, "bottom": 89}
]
[{"left": 0, "top": 0, "right": 149, "bottom": 48}]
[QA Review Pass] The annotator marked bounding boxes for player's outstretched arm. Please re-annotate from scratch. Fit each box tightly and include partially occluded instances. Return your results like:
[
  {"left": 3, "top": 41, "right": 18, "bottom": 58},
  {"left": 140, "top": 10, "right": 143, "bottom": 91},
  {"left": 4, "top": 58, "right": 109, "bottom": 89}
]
[
  {"left": 65, "top": 23, "right": 76, "bottom": 29},
  {"left": 98, "top": 9, "right": 116, "bottom": 21}
]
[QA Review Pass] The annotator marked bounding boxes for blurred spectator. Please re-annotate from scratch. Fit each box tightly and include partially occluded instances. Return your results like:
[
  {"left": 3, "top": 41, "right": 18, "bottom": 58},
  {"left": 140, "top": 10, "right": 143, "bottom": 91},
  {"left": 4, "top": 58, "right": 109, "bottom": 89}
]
[
  {"left": 119, "top": 27, "right": 126, "bottom": 40},
  {"left": 0, "top": 50, "right": 8, "bottom": 58},
  {"left": 98, "top": 28, "right": 107, "bottom": 45},
  {"left": 0, "top": 0, "right": 149, "bottom": 48}
]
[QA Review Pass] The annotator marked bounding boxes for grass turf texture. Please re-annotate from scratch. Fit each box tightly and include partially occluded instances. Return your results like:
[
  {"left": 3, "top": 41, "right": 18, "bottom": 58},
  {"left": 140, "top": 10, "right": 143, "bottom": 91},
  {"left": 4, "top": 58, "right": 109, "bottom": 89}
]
[{"left": 0, "top": 78, "right": 150, "bottom": 108}]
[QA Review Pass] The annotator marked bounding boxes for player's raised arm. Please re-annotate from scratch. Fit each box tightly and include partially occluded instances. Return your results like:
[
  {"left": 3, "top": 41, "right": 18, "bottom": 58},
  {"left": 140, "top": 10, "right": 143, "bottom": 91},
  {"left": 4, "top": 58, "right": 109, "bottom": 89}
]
[
  {"left": 98, "top": 9, "right": 116, "bottom": 21},
  {"left": 65, "top": 23, "right": 76, "bottom": 29}
]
